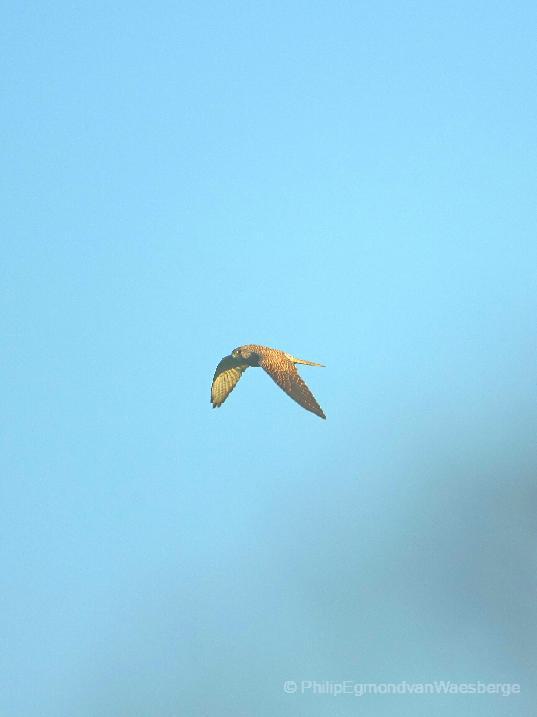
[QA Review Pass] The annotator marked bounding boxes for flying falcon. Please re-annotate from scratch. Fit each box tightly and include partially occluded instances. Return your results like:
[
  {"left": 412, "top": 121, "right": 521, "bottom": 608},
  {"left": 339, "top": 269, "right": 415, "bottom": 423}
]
[{"left": 211, "top": 344, "right": 326, "bottom": 419}]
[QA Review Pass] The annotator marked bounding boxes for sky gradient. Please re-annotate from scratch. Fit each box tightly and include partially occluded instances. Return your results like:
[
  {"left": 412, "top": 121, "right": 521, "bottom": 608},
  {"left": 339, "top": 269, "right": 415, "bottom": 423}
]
[{"left": 2, "top": 1, "right": 537, "bottom": 715}]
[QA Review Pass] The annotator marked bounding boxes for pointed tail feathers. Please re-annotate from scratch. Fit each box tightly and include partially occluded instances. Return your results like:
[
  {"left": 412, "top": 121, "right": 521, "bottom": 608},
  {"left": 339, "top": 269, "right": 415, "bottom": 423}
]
[{"left": 285, "top": 353, "right": 325, "bottom": 367}]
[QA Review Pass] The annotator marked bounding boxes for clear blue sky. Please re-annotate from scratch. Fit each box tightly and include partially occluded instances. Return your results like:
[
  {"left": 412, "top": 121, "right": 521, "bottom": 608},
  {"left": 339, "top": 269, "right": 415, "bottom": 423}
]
[{"left": 2, "top": 2, "right": 536, "bottom": 715}]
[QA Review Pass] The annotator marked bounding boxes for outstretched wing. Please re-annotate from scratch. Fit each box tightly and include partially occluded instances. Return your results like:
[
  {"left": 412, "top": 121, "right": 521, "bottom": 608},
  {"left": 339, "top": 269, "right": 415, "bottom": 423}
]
[
  {"left": 259, "top": 355, "right": 326, "bottom": 419},
  {"left": 211, "top": 355, "right": 249, "bottom": 408}
]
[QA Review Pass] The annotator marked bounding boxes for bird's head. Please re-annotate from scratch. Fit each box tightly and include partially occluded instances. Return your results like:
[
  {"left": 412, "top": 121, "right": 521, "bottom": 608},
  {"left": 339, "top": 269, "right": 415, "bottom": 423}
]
[
  {"left": 232, "top": 346, "right": 259, "bottom": 364},
  {"left": 232, "top": 346, "right": 249, "bottom": 360}
]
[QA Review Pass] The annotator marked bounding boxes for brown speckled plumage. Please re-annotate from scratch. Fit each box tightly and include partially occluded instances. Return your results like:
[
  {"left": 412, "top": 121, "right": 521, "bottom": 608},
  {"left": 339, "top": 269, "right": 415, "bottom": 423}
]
[{"left": 211, "top": 344, "right": 326, "bottom": 419}]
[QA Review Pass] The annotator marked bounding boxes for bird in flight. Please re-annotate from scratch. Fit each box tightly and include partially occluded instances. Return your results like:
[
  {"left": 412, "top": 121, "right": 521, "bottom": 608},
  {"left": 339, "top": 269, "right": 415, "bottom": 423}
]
[{"left": 211, "top": 344, "right": 326, "bottom": 419}]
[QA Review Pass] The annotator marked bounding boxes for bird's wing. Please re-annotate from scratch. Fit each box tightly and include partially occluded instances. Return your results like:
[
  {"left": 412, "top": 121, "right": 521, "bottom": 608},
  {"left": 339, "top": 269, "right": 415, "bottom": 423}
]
[
  {"left": 259, "top": 355, "right": 326, "bottom": 419},
  {"left": 211, "top": 355, "right": 249, "bottom": 408}
]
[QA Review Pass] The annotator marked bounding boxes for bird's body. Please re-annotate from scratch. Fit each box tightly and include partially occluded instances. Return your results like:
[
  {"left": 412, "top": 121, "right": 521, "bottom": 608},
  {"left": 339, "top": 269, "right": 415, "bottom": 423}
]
[{"left": 211, "top": 344, "right": 326, "bottom": 419}]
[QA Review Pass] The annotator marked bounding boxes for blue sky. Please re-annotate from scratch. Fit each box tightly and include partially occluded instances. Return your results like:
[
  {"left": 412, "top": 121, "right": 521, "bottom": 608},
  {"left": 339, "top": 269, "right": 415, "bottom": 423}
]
[{"left": 2, "top": 2, "right": 536, "bottom": 715}]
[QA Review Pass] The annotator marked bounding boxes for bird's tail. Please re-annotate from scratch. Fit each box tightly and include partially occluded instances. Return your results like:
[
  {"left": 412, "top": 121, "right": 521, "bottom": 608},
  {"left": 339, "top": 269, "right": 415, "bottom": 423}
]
[{"left": 285, "top": 353, "right": 325, "bottom": 367}]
